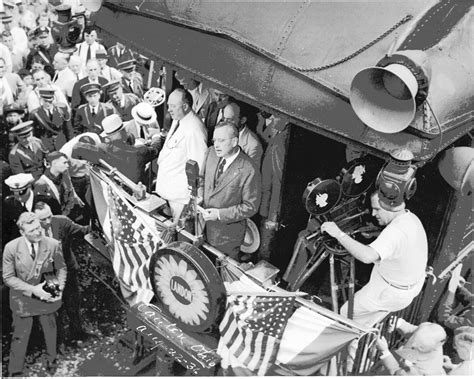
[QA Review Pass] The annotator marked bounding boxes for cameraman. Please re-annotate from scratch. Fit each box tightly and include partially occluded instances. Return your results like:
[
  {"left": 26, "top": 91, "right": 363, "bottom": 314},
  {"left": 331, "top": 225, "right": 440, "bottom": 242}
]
[{"left": 2, "top": 212, "right": 67, "bottom": 377}]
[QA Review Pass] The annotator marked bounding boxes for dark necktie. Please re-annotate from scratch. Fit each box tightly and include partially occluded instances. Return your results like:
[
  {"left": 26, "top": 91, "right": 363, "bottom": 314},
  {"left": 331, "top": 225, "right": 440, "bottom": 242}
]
[
  {"left": 91, "top": 107, "right": 96, "bottom": 116},
  {"left": 140, "top": 125, "right": 148, "bottom": 139},
  {"left": 49, "top": 109, "right": 53, "bottom": 121},
  {"left": 30, "top": 243, "right": 36, "bottom": 261},
  {"left": 86, "top": 45, "right": 91, "bottom": 61},
  {"left": 216, "top": 158, "right": 226, "bottom": 182}
]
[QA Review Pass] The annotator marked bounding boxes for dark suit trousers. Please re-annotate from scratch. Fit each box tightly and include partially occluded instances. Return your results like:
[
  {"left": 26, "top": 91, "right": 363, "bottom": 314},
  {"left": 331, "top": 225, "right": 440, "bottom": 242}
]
[
  {"left": 58, "top": 268, "right": 83, "bottom": 338},
  {"left": 9, "top": 312, "right": 57, "bottom": 374}
]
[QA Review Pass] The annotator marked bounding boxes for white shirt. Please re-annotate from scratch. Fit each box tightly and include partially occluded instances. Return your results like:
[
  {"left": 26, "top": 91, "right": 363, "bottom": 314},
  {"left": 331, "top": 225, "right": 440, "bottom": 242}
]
[
  {"left": 370, "top": 210, "right": 427, "bottom": 286},
  {"left": 25, "top": 238, "right": 39, "bottom": 260},
  {"left": 221, "top": 147, "right": 240, "bottom": 172}
]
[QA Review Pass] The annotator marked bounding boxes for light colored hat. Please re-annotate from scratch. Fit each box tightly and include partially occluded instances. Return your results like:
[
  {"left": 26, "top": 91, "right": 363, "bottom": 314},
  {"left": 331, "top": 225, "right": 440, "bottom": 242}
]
[
  {"left": 102, "top": 114, "right": 124, "bottom": 135},
  {"left": 10, "top": 121, "right": 33, "bottom": 136},
  {"left": 240, "top": 219, "right": 260, "bottom": 253},
  {"left": 5, "top": 173, "right": 34, "bottom": 191},
  {"left": 395, "top": 322, "right": 446, "bottom": 363},
  {"left": 131, "top": 102, "right": 157, "bottom": 125}
]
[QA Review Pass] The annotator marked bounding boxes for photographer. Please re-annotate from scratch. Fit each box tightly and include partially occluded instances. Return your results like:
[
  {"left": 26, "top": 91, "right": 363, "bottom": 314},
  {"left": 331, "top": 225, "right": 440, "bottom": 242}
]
[{"left": 2, "top": 212, "right": 67, "bottom": 377}]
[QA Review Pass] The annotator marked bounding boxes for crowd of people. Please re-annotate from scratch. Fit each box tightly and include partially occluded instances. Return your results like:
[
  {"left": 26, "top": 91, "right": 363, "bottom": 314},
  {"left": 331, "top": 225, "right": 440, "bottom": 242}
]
[{"left": 0, "top": 1, "right": 289, "bottom": 375}]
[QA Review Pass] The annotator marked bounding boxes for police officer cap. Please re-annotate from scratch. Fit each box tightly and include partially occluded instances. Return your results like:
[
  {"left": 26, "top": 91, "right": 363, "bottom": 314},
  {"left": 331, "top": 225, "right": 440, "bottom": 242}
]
[
  {"left": 10, "top": 120, "right": 33, "bottom": 136},
  {"left": 38, "top": 88, "right": 55, "bottom": 100},
  {"left": 102, "top": 80, "right": 121, "bottom": 94},
  {"left": 80, "top": 82, "right": 101, "bottom": 95},
  {"left": 33, "top": 26, "right": 50, "bottom": 37},
  {"left": 3, "top": 103, "right": 24, "bottom": 116},
  {"left": 5, "top": 173, "right": 35, "bottom": 191},
  {"left": 117, "top": 59, "right": 136, "bottom": 72}
]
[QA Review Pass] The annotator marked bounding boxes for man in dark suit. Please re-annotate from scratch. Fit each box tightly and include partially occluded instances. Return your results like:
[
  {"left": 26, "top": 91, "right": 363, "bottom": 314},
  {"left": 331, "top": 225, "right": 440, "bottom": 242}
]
[
  {"left": 72, "top": 114, "right": 162, "bottom": 186},
  {"left": 34, "top": 202, "right": 91, "bottom": 342},
  {"left": 29, "top": 88, "right": 74, "bottom": 151},
  {"left": 117, "top": 59, "right": 144, "bottom": 99},
  {"left": 204, "top": 89, "right": 232, "bottom": 146},
  {"left": 199, "top": 122, "right": 261, "bottom": 260},
  {"left": 34, "top": 151, "right": 82, "bottom": 217},
  {"left": 73, "top": 82, "right": 115, "bottom": 135},
  {"left": 107, "top": 42, "right": 136, "bottom": 68},
  {"left": 8, "top": 121, "right": 48, "bottom": 180},
  {"left": 104, "top": 80, "right": 140, "bottom": 122},
  {"left": 70, "top": 59, "right": 108, "bottom": 110},
  {"left": 25, "top": 27, "right": 57, "bottom": 79},
  {"left": 3, "top": 212, "right": 67, "bottom": 377}
]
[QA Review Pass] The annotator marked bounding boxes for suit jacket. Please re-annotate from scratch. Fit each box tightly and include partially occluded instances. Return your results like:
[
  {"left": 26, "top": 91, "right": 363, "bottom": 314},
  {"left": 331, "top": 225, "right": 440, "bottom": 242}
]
[
  {"left": 109, "top": 93, "right": 140, "bottom": 122},
  {"left": 71, "top": 76, "right": 109, "bottom": 110},
  {"left": 107, "top": 45, "right": 136, "bottom": 68},
  {"left": 73, "top": 102, "right": 115, "bottom": 135},
  {"left": 8, "top": 137, "right": 48, "bottom": 180},
  {"left": 2, "top": 236, "right": 67, "bottom": 317},
  {"left": 201, "top": 147, "right": 261, "bottom": 253},
  {"left": 73, "top": 138, "right": 162, "bottom": 185},
  {"left": 204, "top": 101, "right": 222, "bottom": 146},
  {"left": 156, "top": 111, "right": 207, "bottom": 204},
  {"left": 53, "top": 67, "right": 77, "bottom": 98},
  {"left": 2, "top": 195, "right": 33, "bottom": 247},
  {"left": 34, "top": 170, "right": 77, "bottom": 216},
  {"left": 190, "top": 84, "right": 211, "bottom": 120},
  {"left": 50, "top": 215, "right": 89, "bottom": 270},
  {"left": 239, "top": 125, "right": 264, "bottom": 171},
  {"left": 30, "top": 103, "right": 74, "bottom": 151},
  {"left": 121, "top": 72, "right": 144, "bottom": 99},
  {"left": 124, "top": 118, "right": 160, "bottom": 140},
  {"left": 25, "top": 44, "right": 58, "bottom": 78}
]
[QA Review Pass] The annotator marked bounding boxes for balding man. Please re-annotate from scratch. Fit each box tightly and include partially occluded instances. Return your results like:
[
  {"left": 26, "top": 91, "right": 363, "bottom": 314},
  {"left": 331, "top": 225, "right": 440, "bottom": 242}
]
[
  {"left": 71, "top": 59, "right": 108, "bottom": 110},
  {"left": 156, "top": 88, "right": 207, "bottom": 222},
  {"left": 52, "top": 52, "right": 76, "bottom": 100},
  {"left": 199, "top": 122, "right": 261, "bottom": 260},
  {"left": 223, "top": 102, "right": 263, "bottom": 170}
]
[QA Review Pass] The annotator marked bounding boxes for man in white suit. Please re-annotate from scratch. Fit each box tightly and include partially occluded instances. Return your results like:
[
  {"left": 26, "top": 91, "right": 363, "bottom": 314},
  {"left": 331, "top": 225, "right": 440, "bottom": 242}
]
[
  {"left": 155, "top": 88, "right": 207, "bottom": 222},
  {"left": 52, "top": 52, "right": 76, "bottom": 100}
]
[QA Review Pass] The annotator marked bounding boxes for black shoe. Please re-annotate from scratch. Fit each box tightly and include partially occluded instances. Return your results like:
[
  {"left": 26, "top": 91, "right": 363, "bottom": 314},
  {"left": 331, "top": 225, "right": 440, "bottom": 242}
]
[{"left": 46, "top": 359, "right": 58, "bottom": 375}]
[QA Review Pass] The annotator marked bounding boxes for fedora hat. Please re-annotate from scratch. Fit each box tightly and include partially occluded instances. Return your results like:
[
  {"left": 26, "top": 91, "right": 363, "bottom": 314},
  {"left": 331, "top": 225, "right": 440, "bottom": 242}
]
[
  {"left": 240, "top": 219, "right": 260, "bottom": 254},
  {"left": 102, "top": 114, "right": 124, "bottom": 135},
  {"left": 131, "top": 102, "right": 157, "bottom": 125}
]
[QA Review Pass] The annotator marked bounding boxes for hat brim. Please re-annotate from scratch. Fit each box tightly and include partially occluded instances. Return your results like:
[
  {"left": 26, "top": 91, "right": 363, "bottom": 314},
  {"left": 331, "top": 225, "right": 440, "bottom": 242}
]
[
  {"left": 241, "top": 219, "right": 260, "bottom": 253},
  {"left": 131, "top": 107, "right": 157, "bottom": 125}
]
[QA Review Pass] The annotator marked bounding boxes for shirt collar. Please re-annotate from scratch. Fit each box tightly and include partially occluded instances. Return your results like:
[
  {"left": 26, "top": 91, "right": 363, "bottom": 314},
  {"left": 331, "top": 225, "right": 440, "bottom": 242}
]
[{"left": 222, "top": 147, "right": 240, "bottom": 170}]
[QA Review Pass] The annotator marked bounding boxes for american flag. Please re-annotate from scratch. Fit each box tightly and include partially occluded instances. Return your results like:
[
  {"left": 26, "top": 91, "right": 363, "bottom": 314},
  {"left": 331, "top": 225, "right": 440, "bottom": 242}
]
[
  {"left": 107, "top": 184, "right": 160, "bottom": 304},
  {"left": 217, "top": 293, "right": 295, "bottom": 376}
]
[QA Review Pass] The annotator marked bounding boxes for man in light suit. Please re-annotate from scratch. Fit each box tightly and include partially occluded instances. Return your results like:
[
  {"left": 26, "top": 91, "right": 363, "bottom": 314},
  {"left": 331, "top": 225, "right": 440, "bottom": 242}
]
[
  {"left": 3, "top": 212, "right": 67, "bottom": 377},
  {"left": 73, "top": 82, "right": 114, "bottom": 135},
  {"left": 223, "top": 102, "right": 263, "bottom": 170},
  {"left": 52, "top": 52, "right": 76, "bottom": 100},
  {"left": 199, "top": 122, "right": 261, "bottom": 260},
  {"left": 156, "top": 88, "right": 207, "bottom": 222},
  {"left": 175, "top": 70, "right": 211, "bottom": 121}
]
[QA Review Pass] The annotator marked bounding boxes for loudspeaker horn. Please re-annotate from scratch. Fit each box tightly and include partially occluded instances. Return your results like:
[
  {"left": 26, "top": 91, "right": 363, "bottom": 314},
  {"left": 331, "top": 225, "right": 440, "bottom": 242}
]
[
  {"left": 438, "top": 147, "right": 474, "bottom": 196},
  {"left": 82, "top": 0, "right": 103, "bottom": 12},
  {"left": 350, "top": 63, "right": 420, "bottom": 134}
]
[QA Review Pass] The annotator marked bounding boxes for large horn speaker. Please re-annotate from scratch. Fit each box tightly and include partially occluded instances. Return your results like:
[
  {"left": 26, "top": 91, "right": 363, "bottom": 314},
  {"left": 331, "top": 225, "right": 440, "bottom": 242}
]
[
  {"left": 82, "top": 0, "right": 103, "bottom": 12},
  {"left": 350, "top": 51, "right": 430, "bottom": 134},
  {"left": 438, "top": 147, "right": 474, "bottom": 195}
]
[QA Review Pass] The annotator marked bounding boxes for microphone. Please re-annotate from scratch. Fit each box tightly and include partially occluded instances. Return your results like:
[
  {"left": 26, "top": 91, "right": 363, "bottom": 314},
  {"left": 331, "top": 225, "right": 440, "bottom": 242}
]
[{"left": 185, "top": 160, "right": 199, "bottom": 197}]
